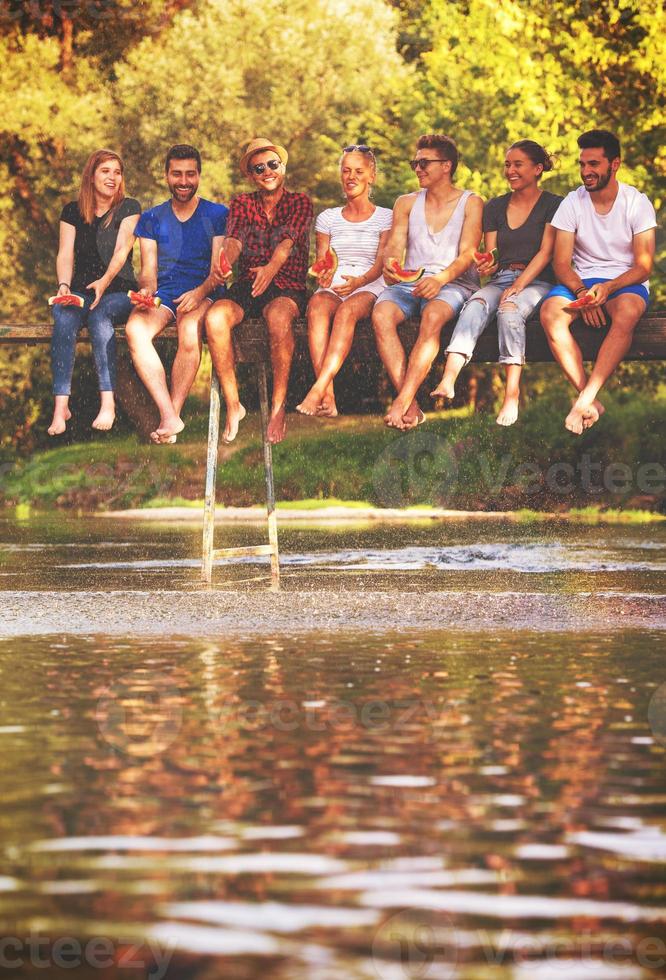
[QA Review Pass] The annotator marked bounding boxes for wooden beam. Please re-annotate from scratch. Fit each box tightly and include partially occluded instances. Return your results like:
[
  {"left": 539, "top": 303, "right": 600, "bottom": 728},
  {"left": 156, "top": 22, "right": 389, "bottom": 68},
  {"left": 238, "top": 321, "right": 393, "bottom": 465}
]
[{"left": 1, "top": 312, "right": 665, "bottom": 362}]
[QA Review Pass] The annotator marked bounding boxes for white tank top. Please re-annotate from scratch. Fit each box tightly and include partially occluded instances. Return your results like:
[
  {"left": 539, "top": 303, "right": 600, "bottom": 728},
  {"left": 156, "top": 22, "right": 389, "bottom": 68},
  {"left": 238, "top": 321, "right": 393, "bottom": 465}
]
[{"left": 406, "top": 189, "right": 479, "bottom": 290}]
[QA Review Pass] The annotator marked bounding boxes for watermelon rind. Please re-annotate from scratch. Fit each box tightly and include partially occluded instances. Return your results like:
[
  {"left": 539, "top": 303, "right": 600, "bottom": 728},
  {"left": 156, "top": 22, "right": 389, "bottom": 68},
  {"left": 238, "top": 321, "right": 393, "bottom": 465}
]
[{"left": 308, "top": 247, "right": 339, "bottom": 278}]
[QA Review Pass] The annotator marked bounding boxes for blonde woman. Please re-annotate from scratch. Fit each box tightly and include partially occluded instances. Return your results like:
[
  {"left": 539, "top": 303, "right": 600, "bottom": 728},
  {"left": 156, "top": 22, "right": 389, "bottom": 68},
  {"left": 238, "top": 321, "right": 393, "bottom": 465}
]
[
  {"left": 49, "top": 149, "right": 140, "bottom": 435},
  {"left": 297, "top": 145, "right": 392, "bottom": 417}
]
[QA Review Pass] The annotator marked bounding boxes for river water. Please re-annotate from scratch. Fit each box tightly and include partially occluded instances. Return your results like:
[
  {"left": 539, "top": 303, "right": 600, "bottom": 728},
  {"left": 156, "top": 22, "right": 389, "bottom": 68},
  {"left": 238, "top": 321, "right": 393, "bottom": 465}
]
[{"left": 0, "top": 515, "right": 665, "bottom": 978}]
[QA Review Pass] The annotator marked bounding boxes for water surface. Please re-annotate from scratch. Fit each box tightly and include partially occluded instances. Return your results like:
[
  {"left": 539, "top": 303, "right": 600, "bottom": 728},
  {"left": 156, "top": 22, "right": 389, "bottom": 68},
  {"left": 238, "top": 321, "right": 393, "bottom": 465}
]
[{"left": 0, "top": 516, "right": 664, "bottom": 978}]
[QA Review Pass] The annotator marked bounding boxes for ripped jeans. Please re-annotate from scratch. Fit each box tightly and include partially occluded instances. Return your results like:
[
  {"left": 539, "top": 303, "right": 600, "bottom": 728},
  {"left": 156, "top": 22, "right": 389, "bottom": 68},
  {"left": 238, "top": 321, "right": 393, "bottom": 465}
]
[{"left": 445, "top": 269, "right": 552, "bottom": 365}]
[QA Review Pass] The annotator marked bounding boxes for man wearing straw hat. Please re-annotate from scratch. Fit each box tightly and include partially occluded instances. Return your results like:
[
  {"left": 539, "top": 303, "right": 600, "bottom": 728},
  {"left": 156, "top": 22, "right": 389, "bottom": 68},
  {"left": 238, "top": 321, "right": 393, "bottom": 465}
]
[{"left": 206, "top": 137, "right": 313, "bottom": 444}]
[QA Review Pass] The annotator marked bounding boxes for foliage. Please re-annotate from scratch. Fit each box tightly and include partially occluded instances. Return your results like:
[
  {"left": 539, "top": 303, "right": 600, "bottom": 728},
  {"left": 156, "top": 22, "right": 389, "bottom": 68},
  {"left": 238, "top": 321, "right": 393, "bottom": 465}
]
[{"left": 0, "top": 0, "right": 663, "bottom": 452}]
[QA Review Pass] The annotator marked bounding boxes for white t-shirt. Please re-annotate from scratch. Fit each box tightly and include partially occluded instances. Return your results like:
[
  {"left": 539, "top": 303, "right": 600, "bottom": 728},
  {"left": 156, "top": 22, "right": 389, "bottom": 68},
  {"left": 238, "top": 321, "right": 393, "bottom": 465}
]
[
  {"left": 551, "top": 182, "right": 656, "bottom": 288},
  {"left": 315, "top": 205, "right": 393, "bottom": 294}
]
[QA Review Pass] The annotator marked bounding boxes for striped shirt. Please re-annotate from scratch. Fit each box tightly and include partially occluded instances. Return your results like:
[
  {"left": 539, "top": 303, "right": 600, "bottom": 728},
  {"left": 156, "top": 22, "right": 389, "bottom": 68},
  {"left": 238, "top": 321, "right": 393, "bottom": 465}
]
[{"left": 315, "top": 206, "right": 393, "bottom": 276}]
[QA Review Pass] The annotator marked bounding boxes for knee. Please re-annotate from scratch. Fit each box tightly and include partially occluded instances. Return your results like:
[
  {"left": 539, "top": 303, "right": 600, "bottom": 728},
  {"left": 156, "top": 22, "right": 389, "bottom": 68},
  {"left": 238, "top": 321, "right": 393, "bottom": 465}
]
[
  {"left": 497, "top": 302, "right": 525, "bottom": 328},
  {"left": 266, "top": 313, "right": 294, "bottom": 342},
  {"left": 372, "top": 304, "right": 393, "bottom": 335},
  {"left": 205, "top": 305, "right": 233, "bottom": 337}
]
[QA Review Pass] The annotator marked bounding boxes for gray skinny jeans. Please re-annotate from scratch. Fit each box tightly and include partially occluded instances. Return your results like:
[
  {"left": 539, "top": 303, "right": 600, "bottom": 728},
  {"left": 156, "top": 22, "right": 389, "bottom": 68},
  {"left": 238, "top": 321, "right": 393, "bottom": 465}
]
[{"left": 445, "top": 269, "right": 551, "bottom": 365}]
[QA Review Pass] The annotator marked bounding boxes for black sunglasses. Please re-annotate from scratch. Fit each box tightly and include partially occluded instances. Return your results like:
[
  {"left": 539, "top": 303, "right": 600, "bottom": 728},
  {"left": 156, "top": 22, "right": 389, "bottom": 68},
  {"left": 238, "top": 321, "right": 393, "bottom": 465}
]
[
  {"left": 409, "top": 158, "right": 448, "bottom": 171},
  {"left": 250, "top": 159, "right": 282, "bottom": 175},
  {"left": 343, "top": 144, "right": 374, "bottom": 155}
]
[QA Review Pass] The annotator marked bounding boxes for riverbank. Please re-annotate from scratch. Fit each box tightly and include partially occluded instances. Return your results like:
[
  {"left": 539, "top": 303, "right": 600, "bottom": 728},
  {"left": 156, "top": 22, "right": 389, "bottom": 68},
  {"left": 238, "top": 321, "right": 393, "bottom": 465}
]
[{"left": 1, "top": 393, "right": 664, "bottom": 515}]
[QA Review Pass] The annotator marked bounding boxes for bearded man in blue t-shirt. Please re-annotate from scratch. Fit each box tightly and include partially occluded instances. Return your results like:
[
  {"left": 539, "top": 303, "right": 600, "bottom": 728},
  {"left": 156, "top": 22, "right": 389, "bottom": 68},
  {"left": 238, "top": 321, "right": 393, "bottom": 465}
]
[{"left": 126, "top": 144, "right": 228, "bottom": 443}]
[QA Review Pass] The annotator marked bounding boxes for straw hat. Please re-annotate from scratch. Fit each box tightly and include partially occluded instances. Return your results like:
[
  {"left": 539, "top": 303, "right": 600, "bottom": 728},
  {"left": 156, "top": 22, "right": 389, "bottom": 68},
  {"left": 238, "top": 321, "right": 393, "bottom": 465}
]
[{"left": 239, "top": 137, "right": 288, "bottom": 177}]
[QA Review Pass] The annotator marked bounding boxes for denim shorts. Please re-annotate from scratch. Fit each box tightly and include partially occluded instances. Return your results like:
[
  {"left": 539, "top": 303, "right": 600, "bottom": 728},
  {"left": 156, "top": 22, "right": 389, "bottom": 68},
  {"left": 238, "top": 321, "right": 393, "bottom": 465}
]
[
  {"left": 546, "top": 277, "right": 649, "bottom": 307},
  {"left": 376, "top": 279, "right": 473, "bottom": 319}
]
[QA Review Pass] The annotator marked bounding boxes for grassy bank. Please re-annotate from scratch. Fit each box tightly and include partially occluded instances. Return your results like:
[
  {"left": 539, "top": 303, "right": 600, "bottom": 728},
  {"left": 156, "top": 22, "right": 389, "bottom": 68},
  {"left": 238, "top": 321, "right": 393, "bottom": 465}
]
[{"left": 1, "top": 388, "right": 664, "bottom": 515}]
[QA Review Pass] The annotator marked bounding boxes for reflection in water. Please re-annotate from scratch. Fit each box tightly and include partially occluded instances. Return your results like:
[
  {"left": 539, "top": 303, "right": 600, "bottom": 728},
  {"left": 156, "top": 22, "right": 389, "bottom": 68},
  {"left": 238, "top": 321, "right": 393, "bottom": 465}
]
[{"left": 0, "top": 631, "right": 664, "bottom": 978}]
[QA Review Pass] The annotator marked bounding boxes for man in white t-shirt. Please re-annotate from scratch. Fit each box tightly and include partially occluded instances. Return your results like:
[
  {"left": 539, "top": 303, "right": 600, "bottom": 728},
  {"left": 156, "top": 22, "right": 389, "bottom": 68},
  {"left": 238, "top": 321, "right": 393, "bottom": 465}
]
[{"left": 540, "top": 129, "right": 656, "bottom": 434}]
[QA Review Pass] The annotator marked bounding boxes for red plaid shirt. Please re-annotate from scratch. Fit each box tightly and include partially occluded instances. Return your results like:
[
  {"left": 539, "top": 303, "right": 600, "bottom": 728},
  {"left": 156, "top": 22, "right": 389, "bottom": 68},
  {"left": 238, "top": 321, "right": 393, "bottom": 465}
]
[{"left": 226, "top": 189, "right": 313, "bottom": 290}]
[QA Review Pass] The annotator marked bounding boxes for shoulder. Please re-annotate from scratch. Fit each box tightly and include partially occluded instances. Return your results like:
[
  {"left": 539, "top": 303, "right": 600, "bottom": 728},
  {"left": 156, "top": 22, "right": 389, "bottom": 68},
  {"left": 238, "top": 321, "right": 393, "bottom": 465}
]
[
  {"left": 542, "top": 190, "right": 564, "bottom": 206},
  {"left": 285, "top": 190, "right": 311, "bottom": 204},
  {"left": 374, "top": 206, "right": 394, "bottom": 228},
  {"left": 119, "top": 197, "right": 141, "bottom": 216},
  {"left": 464, "top": 191, "right": 484, "bottom": 210},
  {"left": 200, "top": 198, "right": 229, "bottom": 217},
  {"left": 229, "top": 192, "right": 254, "bottom": 211},
  {"left": 619, "top": 182, "right": 654, "bottom": 210},
  {"left": 315, "top": 207, "right": 338, "bottom": 226},
  {"left": 485, "top": 193, "right": 508, "bottom": 211},
  {"left": 60, "top": 201, "right": 80, "bottom": 224},
  {"left": 393, "top": 191, "right": 419, "bottom": 214},
  {"left": 135, "top": 200, "right": 169, "bottom": 235},
  {"left": 284, "top": 190, "right": 313, "bottom": 213}
]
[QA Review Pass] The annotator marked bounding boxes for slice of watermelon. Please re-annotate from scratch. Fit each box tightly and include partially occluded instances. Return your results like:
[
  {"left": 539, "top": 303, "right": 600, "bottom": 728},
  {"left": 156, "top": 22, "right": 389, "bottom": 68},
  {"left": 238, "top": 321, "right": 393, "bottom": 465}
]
[
  {"left": 127, "top": 290, "right": 162, "bottom": 308},
  {"left": 308, "top": 247, "right": 338, "bottom": 278},
  {"left": 219, "top": 251, "right": 233, "bottom": 277},
  {"left": 48, "top": 293, "right": 85, "bottom": 308},
  {"left": 388, "top": 258, "right": 425, "bottom": 284},
  {"left": 473, "top": 247, "right": 499, "bottom": 266},
  {"left": 564, "top": 293, "right": 596, "bottom": 312}
]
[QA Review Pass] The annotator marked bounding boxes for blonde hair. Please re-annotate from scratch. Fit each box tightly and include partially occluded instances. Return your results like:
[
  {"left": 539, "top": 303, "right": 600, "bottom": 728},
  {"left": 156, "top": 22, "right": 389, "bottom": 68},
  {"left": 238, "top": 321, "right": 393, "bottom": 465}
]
[{"left": 78, "top": 149, "right": 126, "bottom": 227}]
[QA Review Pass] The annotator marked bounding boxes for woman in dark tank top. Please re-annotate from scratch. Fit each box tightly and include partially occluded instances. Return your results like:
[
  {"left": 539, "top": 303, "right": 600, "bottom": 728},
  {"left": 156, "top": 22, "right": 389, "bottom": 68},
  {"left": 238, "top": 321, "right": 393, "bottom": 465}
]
[
  {"left": 49, "top": 149, "right": 140, "bottom": 436},
  {"left": 432, "top": 140, "right": 562, "bottom": 426}
]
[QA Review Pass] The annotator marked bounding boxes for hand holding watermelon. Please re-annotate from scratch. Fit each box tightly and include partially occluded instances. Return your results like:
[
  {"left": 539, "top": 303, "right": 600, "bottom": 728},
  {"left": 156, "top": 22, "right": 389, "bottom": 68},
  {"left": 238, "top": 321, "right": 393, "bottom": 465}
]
[
  {"left": 308, "top": 247, "right": 338, "bottom": 289},
  {"left": 218, "top": 250, "right": 234, "bottom": 282},
  {"left": 383, "top": 255, "right": 425, "bottom": 285},
  {"left": 474, "top": 247, "right": 499, "bottom": 274},
  {"left": 127, "top": 290, "right": 162, "bottom": 309},
  {"left": 48, "top": 293, "right": 85, "bottom": 308}
]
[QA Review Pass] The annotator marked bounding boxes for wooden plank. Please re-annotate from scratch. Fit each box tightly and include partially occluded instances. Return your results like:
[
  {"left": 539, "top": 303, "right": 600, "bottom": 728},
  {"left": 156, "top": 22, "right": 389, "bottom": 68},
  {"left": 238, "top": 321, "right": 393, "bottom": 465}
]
[{"left": 1, "top": 313, "right": 665, "bottom": 361}]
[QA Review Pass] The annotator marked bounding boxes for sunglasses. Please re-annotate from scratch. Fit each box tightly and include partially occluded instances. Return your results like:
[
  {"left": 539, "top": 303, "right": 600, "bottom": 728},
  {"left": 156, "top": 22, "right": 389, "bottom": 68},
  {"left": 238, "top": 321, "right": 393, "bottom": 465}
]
[
  {"left": 409, "top": 158, "right": 448, "bottom": 171},
  {"left": 343, "top": 144, "right": 374, "bottom": 155},
  {"left": 250, "top": 158, "right": 282, "bottom": 175}
]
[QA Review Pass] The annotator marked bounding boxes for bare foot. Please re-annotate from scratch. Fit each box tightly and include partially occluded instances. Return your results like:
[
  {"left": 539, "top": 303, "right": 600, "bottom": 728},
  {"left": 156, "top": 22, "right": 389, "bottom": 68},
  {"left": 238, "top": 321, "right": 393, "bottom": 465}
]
[
  {"left": 496, "top": 396, "right": 519, "bottom": 426},
  {"left": 222, "top": 403, "right": 247, "bottom": 444},
  {"left": 92, "top": 406, "right": 115, "bottom": 431},
  {"left": 583, "top": 399, "right": 605, "bottom": 429},
  {"left": 384, "top": 401, "right": 408, "bottom": 429},
  {"left": 430, "top": 378, "right": 456, "bottom": 400},
  {"left": 47, "top": 407, "right": 72, "bottom": 436},
  {"left": 267, "top": 405, "right": 287, "bottom": 444},
  {"left": 150, "top": 415, "right": 185, "bottom": 445},
  {"left": 316, "top": 394, "right": 338, "bottom": 418},
  {"left": 565, "top": 402, "right": 599, "bottom": 435},
  {"left": 295, "top": 390, "right": 322, "bottom": 417},
  {"left": 402, "top": 407, "right": 426, "bottom": 429}
]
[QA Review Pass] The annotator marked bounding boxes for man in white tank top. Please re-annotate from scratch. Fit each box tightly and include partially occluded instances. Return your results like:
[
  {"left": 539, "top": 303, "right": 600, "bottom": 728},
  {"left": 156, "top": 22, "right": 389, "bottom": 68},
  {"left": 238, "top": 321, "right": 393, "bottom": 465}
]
[
  {"left": 372, "top": 134, "right": 483, "bottom": 429},
  {"left": 540, "top": 129, "right": 656, "bottom": 435}
]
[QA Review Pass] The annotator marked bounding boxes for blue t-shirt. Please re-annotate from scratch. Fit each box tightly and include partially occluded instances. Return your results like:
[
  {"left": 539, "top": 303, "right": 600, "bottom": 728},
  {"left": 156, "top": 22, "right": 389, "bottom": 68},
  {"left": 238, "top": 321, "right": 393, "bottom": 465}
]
[{"left": 135, "top": 198, "right": 228, "bottom": 291}]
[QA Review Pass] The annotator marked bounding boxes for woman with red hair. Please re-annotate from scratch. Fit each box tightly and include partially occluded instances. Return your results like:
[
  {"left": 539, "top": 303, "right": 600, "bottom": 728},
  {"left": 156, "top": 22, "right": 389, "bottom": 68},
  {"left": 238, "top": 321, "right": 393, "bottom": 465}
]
[{"left": 49, "top": 149, "right": 140, "bottom": 435}]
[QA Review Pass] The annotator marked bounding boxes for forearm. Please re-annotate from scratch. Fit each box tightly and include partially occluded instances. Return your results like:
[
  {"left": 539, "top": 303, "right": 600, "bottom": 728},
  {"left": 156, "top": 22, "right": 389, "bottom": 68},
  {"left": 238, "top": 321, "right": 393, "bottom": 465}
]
[
  {"left": 138, "top": 269, "right": 158, "bottom": 292},
  {"left": 223, "top": 237, "right": 242, "bottom": 266},
  {"left": 56, "top": 252, "right": 74, "bottom": 288},
  {"left": 99, "top": 247, "right": 131, "bottom": 288},
  {"left": 513, "top": 248, "right": 553, "bottom": 289},
  {"left": 268, "top": 237, "right": 294, "bottom": 273},
  {"left": 552, "top": 258, "right": 585, "bottom": 295},
  {"left": 601, "top": 263, "right": 652, "bottom": 293},
  {"left": 434, "top": 249, "right": 474, "bottom": 286}
]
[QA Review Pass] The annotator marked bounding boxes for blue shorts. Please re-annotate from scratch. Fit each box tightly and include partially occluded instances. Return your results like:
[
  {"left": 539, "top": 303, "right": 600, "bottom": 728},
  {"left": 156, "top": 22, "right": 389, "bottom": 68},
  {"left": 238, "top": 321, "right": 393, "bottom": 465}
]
[
  {"left": 546, "top": 277, "right": 649, "bottom": 308},
  {"left": 155, "top": 283, "right": 226, "bottom": 317},
  {"left": 376, "top": 279, "right": 473, "bottom": 319}
]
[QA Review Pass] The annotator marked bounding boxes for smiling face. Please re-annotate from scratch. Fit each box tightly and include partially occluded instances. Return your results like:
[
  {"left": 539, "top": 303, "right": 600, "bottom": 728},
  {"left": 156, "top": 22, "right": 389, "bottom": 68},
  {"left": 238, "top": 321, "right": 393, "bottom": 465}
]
[
  {"left": 340, "top": 151, "right": 375, "bottom": 202},
  {"left": 411, "top": 151, "right": 451, "bottom": 189},
  {"left": 93, "top": 158, "right": 123, "bottom": 200},
  {"left": 579, "top": 147, "right": 619, "bottom": 194},
  {"left": 248, "top": 151, "right": 285, "bottom": 194},
  {"left": 166, "top": 158, "right": 200, "bottom": 203},
  {"left": 504, "top": 147, "right": 543, "bottom": 191}
]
